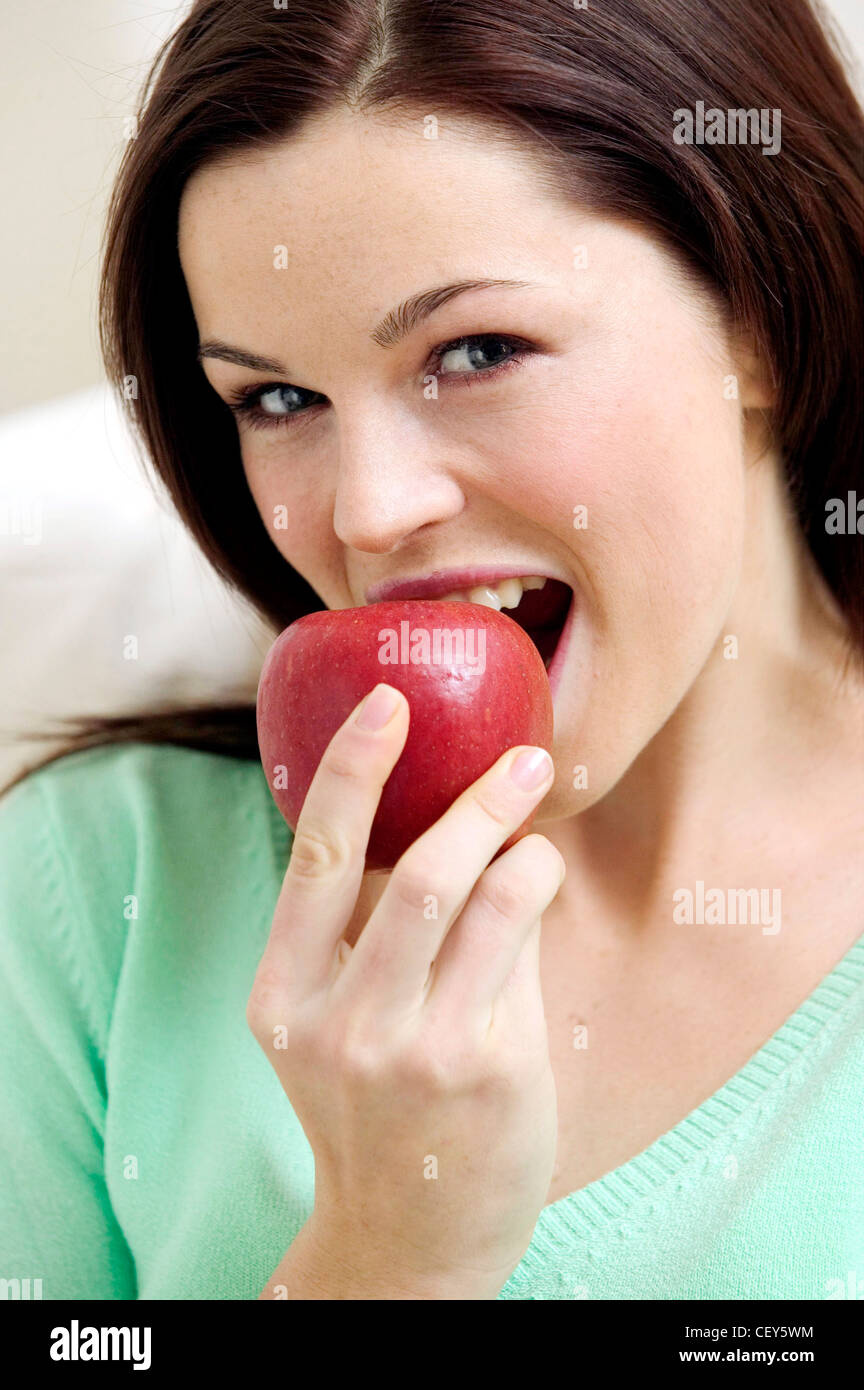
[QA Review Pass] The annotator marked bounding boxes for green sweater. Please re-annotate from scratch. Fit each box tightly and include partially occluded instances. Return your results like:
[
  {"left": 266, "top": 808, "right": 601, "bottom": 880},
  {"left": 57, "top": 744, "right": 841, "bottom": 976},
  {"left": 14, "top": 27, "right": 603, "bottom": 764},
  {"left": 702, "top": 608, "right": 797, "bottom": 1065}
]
[{"left": 1, "top": 743, "right": 862, "bottom": 1301}]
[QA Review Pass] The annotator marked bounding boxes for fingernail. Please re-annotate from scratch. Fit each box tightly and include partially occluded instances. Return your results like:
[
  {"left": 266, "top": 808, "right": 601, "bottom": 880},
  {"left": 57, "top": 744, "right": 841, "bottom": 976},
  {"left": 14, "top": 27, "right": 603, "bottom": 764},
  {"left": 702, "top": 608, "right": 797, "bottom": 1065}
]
[
  {"left": 509, "top": 748, "right": 554, "bottom": 791},
  {"left": 355, "top": 684, "right": 401, "bottom": 731}
]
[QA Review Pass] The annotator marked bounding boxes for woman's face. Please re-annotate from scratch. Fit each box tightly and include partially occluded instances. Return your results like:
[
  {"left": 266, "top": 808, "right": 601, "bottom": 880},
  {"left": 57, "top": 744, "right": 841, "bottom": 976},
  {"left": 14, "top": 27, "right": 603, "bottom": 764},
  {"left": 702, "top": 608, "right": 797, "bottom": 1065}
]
[{"left": 179, "top": 108, "right": 762, "bottom": 822}]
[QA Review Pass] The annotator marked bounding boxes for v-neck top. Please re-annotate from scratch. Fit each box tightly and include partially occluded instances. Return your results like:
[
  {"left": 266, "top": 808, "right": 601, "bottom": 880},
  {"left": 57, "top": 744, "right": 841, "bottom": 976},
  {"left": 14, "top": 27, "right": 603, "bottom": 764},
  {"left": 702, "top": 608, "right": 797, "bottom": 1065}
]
[{"left": 1, "top": 743, "right": 861, "bottom": 1300}]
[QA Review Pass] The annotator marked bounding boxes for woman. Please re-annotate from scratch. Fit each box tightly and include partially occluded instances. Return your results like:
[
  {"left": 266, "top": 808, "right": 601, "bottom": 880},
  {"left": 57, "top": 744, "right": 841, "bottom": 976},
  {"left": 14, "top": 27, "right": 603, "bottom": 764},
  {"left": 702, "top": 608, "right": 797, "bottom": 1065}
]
[{"left": 1, "top": 0, "right": 861, "bottom": 1301}]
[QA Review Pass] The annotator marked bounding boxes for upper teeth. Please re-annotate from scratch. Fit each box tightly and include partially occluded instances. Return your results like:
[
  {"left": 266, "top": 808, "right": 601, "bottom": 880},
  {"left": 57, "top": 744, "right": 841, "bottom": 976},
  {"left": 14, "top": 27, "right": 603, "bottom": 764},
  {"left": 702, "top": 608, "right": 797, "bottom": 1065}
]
[{"left": 439, "top": 575, "right": 548, "bottom": 610}]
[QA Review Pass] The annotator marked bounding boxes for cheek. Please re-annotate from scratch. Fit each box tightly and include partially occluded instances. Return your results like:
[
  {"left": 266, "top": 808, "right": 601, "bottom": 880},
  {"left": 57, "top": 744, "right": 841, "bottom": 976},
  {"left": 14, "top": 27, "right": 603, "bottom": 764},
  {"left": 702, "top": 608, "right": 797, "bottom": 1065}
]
[
  {"left": 242, "top": 448, "right": 337, "bottom": 578},
  {"left": 498, "top": 356, "right": 746, "bottom": 814},
  {"left": 597, "top": 370, "right": 745, "bottom": 646},
  {"left": 485, "top": 353, "right": 745, "bottom": 645}
]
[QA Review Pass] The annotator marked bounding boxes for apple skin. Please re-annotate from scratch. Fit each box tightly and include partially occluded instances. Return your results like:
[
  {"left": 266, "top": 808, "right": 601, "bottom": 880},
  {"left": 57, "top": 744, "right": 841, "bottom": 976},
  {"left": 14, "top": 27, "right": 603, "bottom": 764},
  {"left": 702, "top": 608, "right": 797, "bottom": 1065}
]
[{"left": 256, "top": 600, "right": 554, "bottom": 872}]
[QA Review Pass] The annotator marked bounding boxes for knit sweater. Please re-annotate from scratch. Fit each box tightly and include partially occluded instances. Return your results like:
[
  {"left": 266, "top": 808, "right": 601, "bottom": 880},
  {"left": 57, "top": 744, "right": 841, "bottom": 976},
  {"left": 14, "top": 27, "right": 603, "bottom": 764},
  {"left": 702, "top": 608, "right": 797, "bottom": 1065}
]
[{"left": 0, "top": 743, "right": 861, "bottom": 1301}]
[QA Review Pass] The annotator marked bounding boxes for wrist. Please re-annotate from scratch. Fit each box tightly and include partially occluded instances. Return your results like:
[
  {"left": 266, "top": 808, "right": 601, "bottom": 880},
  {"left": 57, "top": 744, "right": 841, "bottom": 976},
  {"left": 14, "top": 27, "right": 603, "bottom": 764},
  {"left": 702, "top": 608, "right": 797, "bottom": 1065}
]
[{"left": 260, "top": 1214, "right": 503, "bottom": 1301}]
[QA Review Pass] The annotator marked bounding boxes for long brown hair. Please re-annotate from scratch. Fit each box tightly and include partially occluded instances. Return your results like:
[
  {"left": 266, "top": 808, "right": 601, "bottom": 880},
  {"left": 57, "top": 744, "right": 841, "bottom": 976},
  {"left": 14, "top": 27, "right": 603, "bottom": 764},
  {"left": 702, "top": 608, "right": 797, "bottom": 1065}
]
[{"left": 4, "top": 0, "right": 862, "bottom": 795}]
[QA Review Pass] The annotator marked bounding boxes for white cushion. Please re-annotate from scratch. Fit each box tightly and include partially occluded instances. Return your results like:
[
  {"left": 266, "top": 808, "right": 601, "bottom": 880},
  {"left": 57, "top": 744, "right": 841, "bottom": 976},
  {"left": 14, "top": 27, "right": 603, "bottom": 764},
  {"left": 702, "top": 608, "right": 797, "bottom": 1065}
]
[{"left": 0, "top": 384, "right": 276, "bottom": 790}]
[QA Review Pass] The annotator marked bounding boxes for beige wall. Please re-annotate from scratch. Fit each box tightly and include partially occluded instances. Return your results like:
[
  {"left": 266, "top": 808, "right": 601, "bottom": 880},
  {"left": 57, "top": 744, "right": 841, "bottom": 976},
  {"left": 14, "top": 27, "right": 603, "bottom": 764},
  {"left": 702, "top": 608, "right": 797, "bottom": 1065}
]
[
  {"left": 1, "top": 0, "right": 862, "bottom": 418},
  {"left": 0, "top": 1, "right": 189, "bottom": 415}
]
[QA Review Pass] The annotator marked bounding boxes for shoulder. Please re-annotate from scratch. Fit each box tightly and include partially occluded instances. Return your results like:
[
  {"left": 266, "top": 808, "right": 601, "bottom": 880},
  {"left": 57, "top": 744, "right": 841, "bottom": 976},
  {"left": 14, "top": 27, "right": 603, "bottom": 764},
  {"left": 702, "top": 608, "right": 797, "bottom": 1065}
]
[
  {"left": 0, "top": 742, "right": 288, "bottom": 1039},
  {"left": 1, "top": 740, "right": 271, "bottom": 833},
  {"left": 0, "top": 739, "right": 287, "bottom": 922}
]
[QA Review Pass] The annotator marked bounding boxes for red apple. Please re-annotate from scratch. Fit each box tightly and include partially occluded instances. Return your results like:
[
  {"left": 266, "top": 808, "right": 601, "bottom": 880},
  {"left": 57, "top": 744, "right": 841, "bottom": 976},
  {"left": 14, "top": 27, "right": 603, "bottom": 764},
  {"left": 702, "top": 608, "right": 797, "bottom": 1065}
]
[{"left": 257, "top": 600, "right": 554, "bottom": 871}]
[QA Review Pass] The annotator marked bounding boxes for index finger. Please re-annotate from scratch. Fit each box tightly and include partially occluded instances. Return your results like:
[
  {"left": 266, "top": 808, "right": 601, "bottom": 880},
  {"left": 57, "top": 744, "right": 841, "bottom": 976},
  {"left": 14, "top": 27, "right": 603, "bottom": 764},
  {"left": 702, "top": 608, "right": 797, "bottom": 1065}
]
[
  {"left": 254, "top": 683, "right": 409, "bottom": 998},
  {"left": 338, "top": 743, "right": 555, "bottom": 1009}
]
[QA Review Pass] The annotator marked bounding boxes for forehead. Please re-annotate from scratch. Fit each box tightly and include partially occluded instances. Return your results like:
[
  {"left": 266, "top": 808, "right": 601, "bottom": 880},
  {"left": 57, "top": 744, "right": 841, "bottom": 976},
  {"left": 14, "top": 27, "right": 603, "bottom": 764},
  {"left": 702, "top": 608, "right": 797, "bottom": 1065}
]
[
  {"left": 176, "top": 107, "right": 693, "bottom": 360},
  {"left": 178, "top": 109, "right": 584, "bottom": 288}
]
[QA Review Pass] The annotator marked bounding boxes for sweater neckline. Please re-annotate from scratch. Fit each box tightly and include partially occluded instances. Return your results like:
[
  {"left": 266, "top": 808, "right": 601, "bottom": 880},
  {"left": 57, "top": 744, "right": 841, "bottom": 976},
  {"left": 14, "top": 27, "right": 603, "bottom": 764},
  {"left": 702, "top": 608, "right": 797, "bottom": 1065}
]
[{"left": 539, "top": 931, "right": 864, "bottom": 1235}]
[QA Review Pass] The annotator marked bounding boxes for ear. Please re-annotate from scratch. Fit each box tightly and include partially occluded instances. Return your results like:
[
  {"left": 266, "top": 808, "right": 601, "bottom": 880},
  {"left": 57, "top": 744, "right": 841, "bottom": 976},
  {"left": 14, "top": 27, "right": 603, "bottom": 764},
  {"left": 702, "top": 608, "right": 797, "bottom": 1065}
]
[{"left": 731, "top": 327, "right": 776, "bottom": 409}]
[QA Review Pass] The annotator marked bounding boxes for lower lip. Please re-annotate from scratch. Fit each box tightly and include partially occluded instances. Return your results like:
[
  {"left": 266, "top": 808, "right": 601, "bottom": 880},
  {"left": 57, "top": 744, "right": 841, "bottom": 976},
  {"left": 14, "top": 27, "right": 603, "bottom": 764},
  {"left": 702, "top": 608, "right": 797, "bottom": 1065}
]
[{"left": 544, "top": 589, "right": 576, "bottom": 701}]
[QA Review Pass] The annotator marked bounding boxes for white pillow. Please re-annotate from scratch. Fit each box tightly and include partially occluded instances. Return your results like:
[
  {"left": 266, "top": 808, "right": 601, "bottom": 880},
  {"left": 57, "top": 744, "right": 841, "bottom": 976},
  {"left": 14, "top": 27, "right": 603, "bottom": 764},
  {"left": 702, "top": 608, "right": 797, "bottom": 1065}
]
[{"left": 0, "top": 383, "right": 277, "bottom": 790}]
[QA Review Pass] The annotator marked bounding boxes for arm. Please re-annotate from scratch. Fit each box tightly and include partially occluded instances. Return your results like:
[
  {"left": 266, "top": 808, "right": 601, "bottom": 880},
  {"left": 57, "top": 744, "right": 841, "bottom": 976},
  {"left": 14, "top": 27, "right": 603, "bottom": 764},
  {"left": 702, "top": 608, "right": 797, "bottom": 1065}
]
[
  {"left": 248, "top": 685, "right": 562, "bottom": 1304},
  {"left": 0, "top": 773, "right": 137, "bottom": 1300}
]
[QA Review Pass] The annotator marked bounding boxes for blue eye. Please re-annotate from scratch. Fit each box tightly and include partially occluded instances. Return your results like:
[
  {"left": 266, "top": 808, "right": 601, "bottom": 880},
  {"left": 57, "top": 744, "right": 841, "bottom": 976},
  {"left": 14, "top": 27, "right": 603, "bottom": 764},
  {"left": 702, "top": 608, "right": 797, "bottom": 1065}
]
[
  {"left": 254, "top": 384, "right": 315, "bottom": 416},
  {"left": 225, "top": 332, "right": 533, "bottom": 432},
  {"left": 434, "top": 334, "right": 522, "bottom": 375},
  {"left": 226, "top": 380, "right": 324, "bottom": 430}
]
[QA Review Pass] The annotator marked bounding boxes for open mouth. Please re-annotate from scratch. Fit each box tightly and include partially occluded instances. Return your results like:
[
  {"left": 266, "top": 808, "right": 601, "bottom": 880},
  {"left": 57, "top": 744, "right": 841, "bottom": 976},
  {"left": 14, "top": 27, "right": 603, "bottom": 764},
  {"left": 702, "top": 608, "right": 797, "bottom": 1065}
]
[
  {"left": 494, "top": 577, "right": 572, "bottom": 672},
  {"left": 429, "top": 576, "right": 573, "bottom": 674},
  {"left": 363, "top": 569, "right": 574, "bottom": 681}
]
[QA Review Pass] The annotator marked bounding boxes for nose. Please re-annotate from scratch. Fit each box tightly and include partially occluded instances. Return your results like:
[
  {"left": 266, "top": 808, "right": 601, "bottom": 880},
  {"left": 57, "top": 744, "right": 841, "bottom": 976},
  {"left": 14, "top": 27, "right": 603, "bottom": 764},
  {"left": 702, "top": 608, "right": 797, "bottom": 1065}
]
[{"left": 332, "top": 404, "right": 465, "bottom": 553}]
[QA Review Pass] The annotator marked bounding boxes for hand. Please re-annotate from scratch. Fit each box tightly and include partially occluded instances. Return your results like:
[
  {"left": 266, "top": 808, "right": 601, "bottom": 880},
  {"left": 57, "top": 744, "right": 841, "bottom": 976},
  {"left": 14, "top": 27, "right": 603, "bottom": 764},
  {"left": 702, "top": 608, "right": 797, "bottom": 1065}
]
[{"left": 248, "top": 681, "right": 564, "bottom": 1299}]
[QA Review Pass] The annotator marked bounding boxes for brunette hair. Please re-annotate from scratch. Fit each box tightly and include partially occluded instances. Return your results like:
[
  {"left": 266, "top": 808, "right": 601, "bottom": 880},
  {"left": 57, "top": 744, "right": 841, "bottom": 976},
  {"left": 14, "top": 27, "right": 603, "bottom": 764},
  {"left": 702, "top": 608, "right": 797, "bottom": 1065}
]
[{"left": 4, "top": 0, "right": 862, "bottom": 794}]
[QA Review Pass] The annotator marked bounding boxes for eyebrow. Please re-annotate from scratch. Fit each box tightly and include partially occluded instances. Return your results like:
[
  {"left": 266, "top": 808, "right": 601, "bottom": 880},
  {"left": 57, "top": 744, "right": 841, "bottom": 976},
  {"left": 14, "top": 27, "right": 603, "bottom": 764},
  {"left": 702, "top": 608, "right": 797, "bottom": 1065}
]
[{"left": 197, "top": 277, "right": 540, "bottom": 372}]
